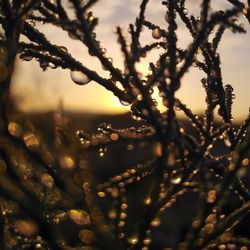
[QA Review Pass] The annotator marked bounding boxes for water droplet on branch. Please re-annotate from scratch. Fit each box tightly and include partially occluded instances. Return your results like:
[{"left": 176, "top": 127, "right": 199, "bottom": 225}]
[
  {"left": 152, "top": 28, "right": 162, "bottom": 39},
  {"left": 19, "top": 53, "right": 33, "bottom": 61},
  {"left": 151, "top": 217, "right": 161, "bottom": 227},
  {"left": 59, "top": 155, "right": 75, "bottom": 170},
  {"left": 78, "top": 229, "right": 95, "bottom": 245},
  {"left": 183, "top": 8, "right": 189, "bottom": 15},
  {"left": 70, "top": 70, "right": 91, "bottom": 85},
  {"left": 120, "top": 99, "right": 130, "bottom": 106},
  {"left": 69, "top": 209, "right": 91, "bottom": 225},
  {"left": 8, "top": 122, "right": 23, "bottom": 138},
  {"left": 41, "top": 174, "right": 54, "bottom": 188},
  {"left": 23, "top": 132, "right": 40, "bottom": 151},
  {"left": 14, "top": 219, "right": 38, "bottom": 237}
]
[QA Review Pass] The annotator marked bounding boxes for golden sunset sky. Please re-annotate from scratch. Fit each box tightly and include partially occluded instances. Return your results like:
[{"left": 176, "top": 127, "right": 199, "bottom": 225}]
[{"left": 12, "top": 0, "right": 250, "bottom": 121}]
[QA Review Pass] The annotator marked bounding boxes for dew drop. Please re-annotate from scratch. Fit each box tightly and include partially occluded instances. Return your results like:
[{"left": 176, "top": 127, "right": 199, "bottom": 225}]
[
  {"left": 144, "top": 197, "right": 152, "bottom": 205},
  {"left": 118, "top": 182, "right": 125, "bottom": 188},
  {"left": 153, "top": 142, "right": 162, "bottom": 157},
  {"left": 152, "top": 28, "right": 162, "bottom": 39},
  {"left": 192, "top": 219, "right": 201, "bottom": 228},
  {"left": 163, "top": 68, "right": 170, "bottom": 78},
  {"left": 59, "top": 155, "right": 75, "bottom": 170},
  {"left": 99, "top": 147, "right": 107, "bottom": 157},
  {"left": 242, "top": 7, "right": 248, "bottom": 15},
  {"left": 237, "top": 167, "right": 247, "bottom": 178},
  {"left": 242, "top": 158, "right": 249, "bottom": 166},
  {"left": 69, "top": 209, "right": 91, "bottom": 225},
  {"left": 121, "top": 203, "right": 128, "bottom": 209},
  {"left": 68, "top": 30, "right": 78, "bottom": 40},
  {"left": 131, "top": 114, "right": 142, "bottom": 121},
  {"left": 111, "top": 187, "right": 119, "bottom": 198},
  {"left": 120, "top": 212, "right": 127, "bottom": 219},
  {"left": 127, "top": 144, "right": 134, "bottom": 151},
  {"left": 53, "top": 212, "right": 66, "bottom": 225},
  {"left": 8, "top": 122, "right": 23, "bottom": 138},
  {"left": 70, "top": 70, "right": 90, "bottom": 85},
  {"left": 120, "top": 99, "right": 130, "bottom": 106},
  {"left": 129, "top": 236, "right": 138, "bottom": 245},
  {"left": 110, "top": 133, "right": 119, "bottom": 141},
  {"left": 137, "top": 94, "right": 143, "bottom": 101},
  {"left": 143, "top": 238, "right": 152, "bottom": 245},
  {"left": 205, "top": 214, "right": 216, "bottom": 224},
  {"left": 108, "top": 209, "right": 117, "bottom": 219},
  {"left": 183, "top": 8, "right": 189, "bottom": 15},
  {"left": 59, "top": 46, "right": 68, "bottom": 53},
  {"left": 97, "top": 191, "right": 106, "bottom": 198},
  {"left": 35, "top": 243, "right": 42, "bottom": 248},
  {"left": 41, "top": 173, "right": 54, "bottom": 188},
  {"left": 165, "top": 13, "right": 169, "bottom": 22},
  {"left": 170, "top": 174, "right": 182, "bottom": 185},
  {"left": 224, "top": 138, "right": 231, "bottom": 147},
  {"left": 78, "top": 229, "right": 95, "bottom": 245},
  {"left": 87, "top": 13, "right": 95, "bottom": 22},
  {"left": 148, "top": 88, "right": 154, "bottom": 94},
  {"left": 151, "top": 217, "right": 161, "bottom": 227},
  {"left": 23, "top": 132, "right": 40, "bottom": 151},
  {"left": 48, "top": 62, "right": 57, "bottom": 69},
  {"left": 167, "top": 153, "right": 175, "bottom": 166},
  {"left": 207, "top": 190, "right": 216, "bottom": 203},
  {"left": 19, "top": 53, "right": 33, "bottom": 61},
  {"left": 119, "top": 221, "right": 125, "bottom": 227},
  {"left": 39, "top": 61, "right": 49, "bottom": 71},
  {"left": 108, "top": 57, "right": 113, "bottom": 63},
  {"left": 201, "top": 77, "right": 207, "bottom": 85},
  {"left": 101, "top": 48, "right": 107, "bottom": 54},
  {"left": 14, "top": 219, "right": 38, "bottom": 237},
  {"left": 203, "top": 223, "right": 214, "bottom": 234}
]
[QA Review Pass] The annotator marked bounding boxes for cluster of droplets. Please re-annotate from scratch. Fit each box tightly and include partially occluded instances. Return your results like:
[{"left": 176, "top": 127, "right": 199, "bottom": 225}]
[
  {"left": 201, "top": 210, "right": 219, "bottom": 239},
  {"left": 52, "top": 208, "right": 96, "bottom": 247},
  {"left": 5, "top": 118, "right": 68, "bottom": 207},
  {"left": 236, "top": 157, "right": 249, "bottom": 178},
  {"left": 224, "top": 84, "right": 235, "bottom": 122},
  {"left": 76, "top": 124, "right": 155, "bottom": 151},
  {"left": 129, "top": 230, "right": 153, "bottom": 250},
  {"left": 218, "top": 127, "right": 232, "bottom": 148},
  {"left": 107, "top": 190, "right": 128, "bottom": 239},
  {"left": 0, "top": 201, "right": 50, "bottom": 249},
  {"left": 98, "top": 146, "right": 107, "bottom": 157},
  {"left": 19, "top": 51, "right": 60, "bottom": 71},
  {"left": 158, "top": 176, "right": 189, "bottom": 214},
  {"left": 8, "top": 121, "right": 40, "bottom": 151},
  {"left": 97, "top": 160, "right": 155, "bottom": 197},
  {"left": 19, "top": 52, "right": 34, "bottom": 62}
]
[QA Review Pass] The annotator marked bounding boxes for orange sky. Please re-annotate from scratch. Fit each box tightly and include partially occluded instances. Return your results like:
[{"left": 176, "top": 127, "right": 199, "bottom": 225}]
[{"left": 12, "top": 0, "right": 250, "bottom": 121}]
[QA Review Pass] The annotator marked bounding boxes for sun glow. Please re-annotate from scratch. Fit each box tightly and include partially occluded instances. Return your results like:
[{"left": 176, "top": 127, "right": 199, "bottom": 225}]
[
  {"left": 11, "top": 1, "right": 250, "bottom": 121},
  {"left": 110, "top": 95, "right": 130, "bottom": 113}
]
